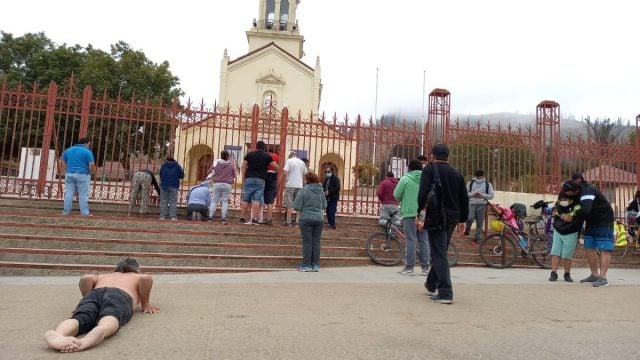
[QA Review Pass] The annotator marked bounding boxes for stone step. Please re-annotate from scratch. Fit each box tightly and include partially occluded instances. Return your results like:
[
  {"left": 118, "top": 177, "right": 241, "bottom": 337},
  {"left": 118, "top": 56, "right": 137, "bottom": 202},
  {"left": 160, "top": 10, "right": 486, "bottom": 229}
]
[
  {"left": 0, "top": 247, "right": 370, "bottom": 269},
  {"left": 0, "top": 234, "right": 367, "bottom": 257},
  {"left": 0, "top": 261, "right": 283, "bottom": 276}
]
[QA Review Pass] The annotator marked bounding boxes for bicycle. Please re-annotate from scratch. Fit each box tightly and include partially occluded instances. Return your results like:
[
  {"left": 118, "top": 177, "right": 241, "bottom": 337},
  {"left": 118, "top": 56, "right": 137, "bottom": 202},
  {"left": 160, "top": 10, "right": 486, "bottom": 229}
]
[
  {"left": 606, "top": 223, "right": 640, "bottom": 263},
  {"left": 525, "top": 200, "right": 553, "bottom": 236},
  {"left": 479, "top": 203, "right": 551, "bottom": 269},
  {"left": 366, "top": 212, "right": 459, "bottom": 267}
]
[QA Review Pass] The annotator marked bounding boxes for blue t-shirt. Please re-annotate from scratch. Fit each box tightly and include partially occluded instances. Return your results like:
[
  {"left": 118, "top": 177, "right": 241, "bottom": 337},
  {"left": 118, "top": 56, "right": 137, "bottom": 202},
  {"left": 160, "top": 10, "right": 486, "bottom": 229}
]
[{"left": 62, "top": 144, "right": 95, "bottom": 174}]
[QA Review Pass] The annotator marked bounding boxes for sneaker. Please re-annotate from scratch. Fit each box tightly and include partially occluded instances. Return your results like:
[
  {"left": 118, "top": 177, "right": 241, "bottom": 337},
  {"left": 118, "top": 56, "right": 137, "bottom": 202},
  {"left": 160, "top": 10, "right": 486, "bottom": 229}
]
[
  {"left": 329, "top": 225, "right": 337, "bottom": 229},
  {"left": 549, "top": 271, "right": 558, "bottom": 281},
  {"left": 429, "top": 295, "right": 453, "bottom": 304},
  {"left": 297, "top": 264, "right": 311, "bottom": 272},
  {"left": 239, "top": 217, "right": 246, "bottom": 224},
  {"left": 259, "top": 219, "right": 272, "bottom": 225},
  {"left": 564, "top": 273, "right": 573, "bottom": 282},
  {"left": 580, "top": 274, "right": 599, "bottom": 283},
  {"left": 170, "top": 218, "right": 178, "bottom": 221},
  {"left": 312, "top": 264, "right": 319, "bottom": 272},
  {"left": 281, "top": 221, "right": 291, "bottom": 226},
  {"left": 399, "top": 267, "right": 415, "bottom": 276},
  {"left": 592, "top": 277, "right": 609, "bottom": 287},
  {"left": 159, "top": 217, "right": 166, "bottom": 220},
  {"left": 420, "top": 267, "right": 429, "bottom": 276},
  {"left": 221, "top": 218, "right": 227, "bottom": 225},
  {"left": 250, "top": 218, "right": 260, "bottom": 225},
  {"left": 424, "top": 281, "right": 437, "bottom": 296}
]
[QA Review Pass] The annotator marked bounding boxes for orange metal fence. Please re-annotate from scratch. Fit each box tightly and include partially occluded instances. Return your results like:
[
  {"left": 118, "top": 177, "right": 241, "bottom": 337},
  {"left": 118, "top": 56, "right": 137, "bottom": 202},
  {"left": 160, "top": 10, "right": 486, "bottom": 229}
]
[{"left": 1, "top": 80, "right": 638, "bottom": 218}]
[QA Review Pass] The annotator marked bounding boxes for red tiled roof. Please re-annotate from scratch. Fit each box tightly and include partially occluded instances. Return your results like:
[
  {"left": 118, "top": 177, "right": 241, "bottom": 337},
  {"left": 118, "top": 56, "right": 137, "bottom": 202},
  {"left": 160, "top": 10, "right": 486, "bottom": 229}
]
[{"left": 582, "top": 164, "right": 637, "bottom": 185}]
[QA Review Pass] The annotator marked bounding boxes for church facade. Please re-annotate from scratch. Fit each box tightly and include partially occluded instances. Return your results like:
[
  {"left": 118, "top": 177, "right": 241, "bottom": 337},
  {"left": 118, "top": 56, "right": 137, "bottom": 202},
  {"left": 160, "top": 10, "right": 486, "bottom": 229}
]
[{"left": 174, "top": 0, "right": 357, "bottom": 195}]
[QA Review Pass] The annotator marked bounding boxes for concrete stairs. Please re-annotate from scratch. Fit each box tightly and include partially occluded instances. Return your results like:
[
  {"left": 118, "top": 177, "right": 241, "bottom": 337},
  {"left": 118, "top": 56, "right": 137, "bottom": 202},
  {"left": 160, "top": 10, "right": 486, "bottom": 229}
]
[{"left": 1, "top": 197, "right": 637, "bottom": 275}]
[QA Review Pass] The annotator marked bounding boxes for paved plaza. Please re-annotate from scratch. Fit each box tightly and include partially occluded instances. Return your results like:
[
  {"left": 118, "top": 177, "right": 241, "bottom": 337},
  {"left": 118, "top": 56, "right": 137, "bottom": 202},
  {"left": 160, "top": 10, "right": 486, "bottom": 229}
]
[{"left": 1, "top": 266, "right": 639, "bottom": 360}]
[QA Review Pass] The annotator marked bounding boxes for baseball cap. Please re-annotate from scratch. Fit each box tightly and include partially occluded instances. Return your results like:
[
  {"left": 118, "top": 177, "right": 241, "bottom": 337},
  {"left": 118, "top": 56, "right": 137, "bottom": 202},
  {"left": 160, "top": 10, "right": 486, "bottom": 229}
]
[{"left": 561, "top": 179, "right": 581, "bottom": 192}]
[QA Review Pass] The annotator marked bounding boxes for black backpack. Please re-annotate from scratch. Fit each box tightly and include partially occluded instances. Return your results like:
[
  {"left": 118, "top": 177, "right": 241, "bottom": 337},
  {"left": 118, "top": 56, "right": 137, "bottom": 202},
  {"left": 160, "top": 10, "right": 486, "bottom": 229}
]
[{"left": 423, "top": 164, "right": 447, "bottom": 231}]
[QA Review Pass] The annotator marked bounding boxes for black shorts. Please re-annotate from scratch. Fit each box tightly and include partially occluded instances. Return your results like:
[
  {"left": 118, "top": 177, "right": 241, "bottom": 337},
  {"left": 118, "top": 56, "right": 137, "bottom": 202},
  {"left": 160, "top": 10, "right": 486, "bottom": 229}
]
[
  {"left": 263, "top": 172, "right": 278, "bottom": 205},
  {"left": 71, "top": 287, "right": 134, "bottom": 335}
]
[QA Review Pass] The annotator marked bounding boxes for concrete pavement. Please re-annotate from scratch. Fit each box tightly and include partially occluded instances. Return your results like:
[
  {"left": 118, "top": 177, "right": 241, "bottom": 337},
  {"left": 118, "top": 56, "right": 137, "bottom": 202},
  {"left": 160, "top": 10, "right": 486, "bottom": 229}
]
[{"left": 1, "top": 266, "right": 639, "bottom": 359}]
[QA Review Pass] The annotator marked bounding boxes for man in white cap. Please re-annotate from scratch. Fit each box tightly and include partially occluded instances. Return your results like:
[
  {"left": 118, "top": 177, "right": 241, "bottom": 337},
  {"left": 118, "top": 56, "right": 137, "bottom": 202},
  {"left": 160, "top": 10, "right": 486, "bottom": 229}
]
[{"left": 282, "top": 150, "right": 307, "bottom": 226}]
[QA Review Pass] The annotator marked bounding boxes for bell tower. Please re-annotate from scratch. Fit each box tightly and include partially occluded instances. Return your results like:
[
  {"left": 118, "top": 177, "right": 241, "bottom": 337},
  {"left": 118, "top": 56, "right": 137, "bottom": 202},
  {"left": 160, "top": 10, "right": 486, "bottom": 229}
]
[{"left": 247, "top": 0, "right": 304, "bottom": 58}]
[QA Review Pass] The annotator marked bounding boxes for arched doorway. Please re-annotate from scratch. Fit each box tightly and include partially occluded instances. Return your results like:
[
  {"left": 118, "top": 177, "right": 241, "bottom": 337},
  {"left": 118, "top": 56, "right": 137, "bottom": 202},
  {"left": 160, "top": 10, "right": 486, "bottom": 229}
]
[{"left": 197, "top": 154, "right": 213, "bottom": 181}]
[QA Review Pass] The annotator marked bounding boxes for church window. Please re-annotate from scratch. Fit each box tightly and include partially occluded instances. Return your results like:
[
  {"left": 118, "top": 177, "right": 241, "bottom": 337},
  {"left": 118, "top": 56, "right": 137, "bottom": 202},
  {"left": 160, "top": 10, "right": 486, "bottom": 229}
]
[
  {"left": 279, "top": 0, "right": 289, "bottom": 30},
  {"left": 263, "top": 92, "right": 276, "bottom": 108},
  {"left": 266, "top": 0, "right": 275, "bottom": 29}
]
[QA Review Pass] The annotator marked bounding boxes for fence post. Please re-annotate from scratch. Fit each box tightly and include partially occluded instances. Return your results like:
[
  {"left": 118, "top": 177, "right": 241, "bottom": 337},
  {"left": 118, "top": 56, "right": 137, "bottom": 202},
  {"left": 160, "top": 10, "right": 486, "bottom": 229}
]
[
  {"left": 37, "top": 82, "right": 58, "bottom": 197},
  {"left": 79, "top": 86, "right": 92, "bottom": 138}
]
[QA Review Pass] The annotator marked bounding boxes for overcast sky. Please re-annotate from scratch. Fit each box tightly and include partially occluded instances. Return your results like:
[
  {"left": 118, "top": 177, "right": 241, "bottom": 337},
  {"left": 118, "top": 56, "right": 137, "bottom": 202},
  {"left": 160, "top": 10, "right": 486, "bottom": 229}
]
[{"left": 3, "top": 0, "right": 639, "bottom": 121}]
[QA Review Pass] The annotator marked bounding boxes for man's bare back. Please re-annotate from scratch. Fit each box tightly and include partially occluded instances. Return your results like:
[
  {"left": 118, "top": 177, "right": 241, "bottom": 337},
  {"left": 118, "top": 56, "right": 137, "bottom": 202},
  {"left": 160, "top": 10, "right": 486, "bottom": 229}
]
[{"left": 45, "top": 258, "right": 158, "bottom": 353}]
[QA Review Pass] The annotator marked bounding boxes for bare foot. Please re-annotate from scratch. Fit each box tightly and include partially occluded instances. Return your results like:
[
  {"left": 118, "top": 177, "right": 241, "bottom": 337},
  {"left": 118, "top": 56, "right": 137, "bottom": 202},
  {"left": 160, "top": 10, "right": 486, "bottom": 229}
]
[
  {"left": 44, "top": 330, "right": 79, "bottom": 352},
  {"left": 73, "top": 327, "right": 106, "bottom": 352}
]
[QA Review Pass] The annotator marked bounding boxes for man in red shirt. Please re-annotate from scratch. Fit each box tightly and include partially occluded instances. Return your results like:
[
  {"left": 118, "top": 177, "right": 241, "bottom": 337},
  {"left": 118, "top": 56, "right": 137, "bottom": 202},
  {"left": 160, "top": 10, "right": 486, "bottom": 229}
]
[{"left": 377, "top": 171, "right": 399, "bottom": 226}]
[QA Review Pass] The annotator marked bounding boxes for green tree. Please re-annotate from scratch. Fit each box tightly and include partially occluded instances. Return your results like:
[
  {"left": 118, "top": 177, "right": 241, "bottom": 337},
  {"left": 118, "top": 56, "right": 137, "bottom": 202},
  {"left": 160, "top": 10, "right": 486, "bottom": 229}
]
[
  {"left": 582, "top": 116, "right": 622, "bottom": 145},
  {"left": 0, "top": 31, "right": 182, "bottom": 168},
  {"left": 352, "top": 160, "right": 379, "bottom": 187}
]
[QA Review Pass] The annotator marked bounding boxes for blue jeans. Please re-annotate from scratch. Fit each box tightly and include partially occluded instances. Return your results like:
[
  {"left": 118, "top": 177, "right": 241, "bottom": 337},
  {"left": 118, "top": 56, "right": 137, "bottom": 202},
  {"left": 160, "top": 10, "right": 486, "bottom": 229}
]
[
  {"left": 160, "top": 187, "right": 179, "bottom": 219},
  {"left": 299, "top": 219, "right": 323, "bottom": 267},
  {"left": 402, "top": 217, "right": 429, "bottom": 268},
  {"left": 242, "top": 178, "right": 265, "bottom": 203},
  {"left": 210, "top": 183, "right": 232, "bottom": 219},
  {"left": 326, "top": 201, "right": 337, "bottom": 227},
  {"left": 63, "top": 173, "right": 91, "bottom": 216},
  {"left": 425, "top": 221, "right": 457, "bottom": 300}
]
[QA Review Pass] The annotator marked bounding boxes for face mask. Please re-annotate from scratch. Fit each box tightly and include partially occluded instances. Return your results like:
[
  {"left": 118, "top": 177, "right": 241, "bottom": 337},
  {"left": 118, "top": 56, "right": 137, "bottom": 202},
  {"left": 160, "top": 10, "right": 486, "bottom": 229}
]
[
  {"left": 558, "top": 200, "right": 570, "bottom": 207},
  {"left": 325, "top": 172, "right": 332, "bottom": 177}
]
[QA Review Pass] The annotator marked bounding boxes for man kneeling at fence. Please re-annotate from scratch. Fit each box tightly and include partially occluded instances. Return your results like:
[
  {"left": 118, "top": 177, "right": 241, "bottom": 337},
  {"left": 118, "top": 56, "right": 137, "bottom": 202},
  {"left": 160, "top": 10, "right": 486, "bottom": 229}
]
[{"left": 44, "top": 258, "right": 159, "bottom": 352}]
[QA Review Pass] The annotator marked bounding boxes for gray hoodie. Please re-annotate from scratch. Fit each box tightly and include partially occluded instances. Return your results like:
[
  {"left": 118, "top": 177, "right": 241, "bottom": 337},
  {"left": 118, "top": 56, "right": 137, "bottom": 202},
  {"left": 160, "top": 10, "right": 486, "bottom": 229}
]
[
  {"left": 466, "top": 178, "right": 494, "bottom": 205},
  {"left": 293, "top": 183, "right": 327, "bottom": 222}
]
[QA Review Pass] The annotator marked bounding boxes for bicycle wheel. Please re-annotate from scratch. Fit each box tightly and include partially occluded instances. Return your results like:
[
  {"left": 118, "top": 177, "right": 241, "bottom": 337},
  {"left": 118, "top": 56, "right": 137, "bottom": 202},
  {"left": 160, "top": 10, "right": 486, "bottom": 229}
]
[
  {"left": 530, "top": 234, "right": 552, "bottom": 269},
  {"left": 608, "top": 242, "right": 629, "bottom": 263},
  {"left": 479, "top": 232, "right": 517, "bottom": 268},
  {"left": 366, "top": 231, "right": 404, "bottom": 266},
  {"left": 448, "top": 241, "right": 459, "bottom": 267}
]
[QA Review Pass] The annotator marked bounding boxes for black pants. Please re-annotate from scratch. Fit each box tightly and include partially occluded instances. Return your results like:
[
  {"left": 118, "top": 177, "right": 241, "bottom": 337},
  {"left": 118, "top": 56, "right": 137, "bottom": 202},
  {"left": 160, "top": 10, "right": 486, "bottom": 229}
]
[{"left": 425, "top": 221, "right": 457, "bottom": 300}]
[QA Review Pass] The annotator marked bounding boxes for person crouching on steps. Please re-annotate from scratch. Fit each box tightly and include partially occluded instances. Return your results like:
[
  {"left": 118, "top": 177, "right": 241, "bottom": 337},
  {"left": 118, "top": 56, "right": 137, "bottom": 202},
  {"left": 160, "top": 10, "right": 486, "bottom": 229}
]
[
  {"left": 293, "top": 172, "right": 327, "bottom": 272},
  {"left": 549, "top": 193, "right": 583, "bottom": 282}
]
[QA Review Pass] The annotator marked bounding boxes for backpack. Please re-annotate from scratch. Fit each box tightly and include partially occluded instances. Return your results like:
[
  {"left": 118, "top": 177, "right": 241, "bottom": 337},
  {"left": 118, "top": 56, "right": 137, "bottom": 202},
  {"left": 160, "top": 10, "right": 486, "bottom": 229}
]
[
  {"left": 510, "top": 203, "right": 527, "bottom": 218},
  {"left": 468, "top": 179, "right": 490, "bottom": 194},
  {"left": 423, "top": 164, "right": 447, "bottom": 231}
]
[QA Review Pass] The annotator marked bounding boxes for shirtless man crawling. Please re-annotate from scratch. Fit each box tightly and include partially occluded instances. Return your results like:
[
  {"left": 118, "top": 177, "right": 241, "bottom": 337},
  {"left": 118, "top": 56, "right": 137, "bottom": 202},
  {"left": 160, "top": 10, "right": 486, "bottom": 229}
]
[{"left": 44, "top": 258, "right": 160, "bottom": 352}]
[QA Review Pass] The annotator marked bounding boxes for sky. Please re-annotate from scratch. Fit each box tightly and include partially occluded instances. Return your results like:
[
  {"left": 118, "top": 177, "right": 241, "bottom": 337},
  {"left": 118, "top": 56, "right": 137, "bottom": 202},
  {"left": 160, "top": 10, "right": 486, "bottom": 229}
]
[{"left": 2, "top": 0, "right": 639, "bottom": 121}]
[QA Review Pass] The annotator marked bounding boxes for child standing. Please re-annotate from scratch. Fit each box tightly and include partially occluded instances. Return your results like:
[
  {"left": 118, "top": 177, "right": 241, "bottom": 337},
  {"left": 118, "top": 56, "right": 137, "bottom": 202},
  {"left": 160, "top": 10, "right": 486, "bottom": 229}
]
[{"left": 549, "top": 194, "right": 583, "bottom": 282}]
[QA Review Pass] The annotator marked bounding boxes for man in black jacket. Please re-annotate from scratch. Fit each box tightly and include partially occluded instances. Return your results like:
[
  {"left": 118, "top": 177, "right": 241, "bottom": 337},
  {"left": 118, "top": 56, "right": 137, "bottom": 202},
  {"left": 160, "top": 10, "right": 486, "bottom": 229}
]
[
  {"left": 322, "top": 167, "right": 340, "bottom": 229},
  {"left": 560, "top": 179, "right": 614, "bottom": 287},
  {"left": 417, "top": 144, "right": 469, "bottom": 304}
]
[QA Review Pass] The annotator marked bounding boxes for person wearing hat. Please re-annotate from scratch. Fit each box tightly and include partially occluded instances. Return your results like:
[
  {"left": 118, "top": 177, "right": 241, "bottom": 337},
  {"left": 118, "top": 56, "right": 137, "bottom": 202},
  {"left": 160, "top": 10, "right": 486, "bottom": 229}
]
[
  {"left": 282, "top": 150, "right": 307, "bottom": 226},
  {"left": 417, "top": 143, "right": 469, "bottom": 304},
  {"left": 61, "top": 137, "right": 96, "bottom": 216},
  {"left": 186, "top": 181, "right": 211, "bottom": 221},
  {"left": 464, "top": 169, "right": 494, "bottom": 245},
  {"left": 560, "top": 179, "right": 614, "bottom": 287}
]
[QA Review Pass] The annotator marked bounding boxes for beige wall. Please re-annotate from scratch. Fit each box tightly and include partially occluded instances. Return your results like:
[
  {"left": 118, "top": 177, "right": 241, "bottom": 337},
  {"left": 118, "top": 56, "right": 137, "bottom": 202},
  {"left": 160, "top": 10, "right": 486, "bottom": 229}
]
[{"left": 219, "top": 48, "right": 319, "bottom": 117}]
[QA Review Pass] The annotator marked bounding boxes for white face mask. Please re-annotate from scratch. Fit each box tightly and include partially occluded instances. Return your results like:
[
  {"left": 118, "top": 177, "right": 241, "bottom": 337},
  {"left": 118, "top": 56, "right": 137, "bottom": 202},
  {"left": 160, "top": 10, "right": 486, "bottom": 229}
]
[{"left": 558, "top": 200, "right": 570, "bottom": 207}]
